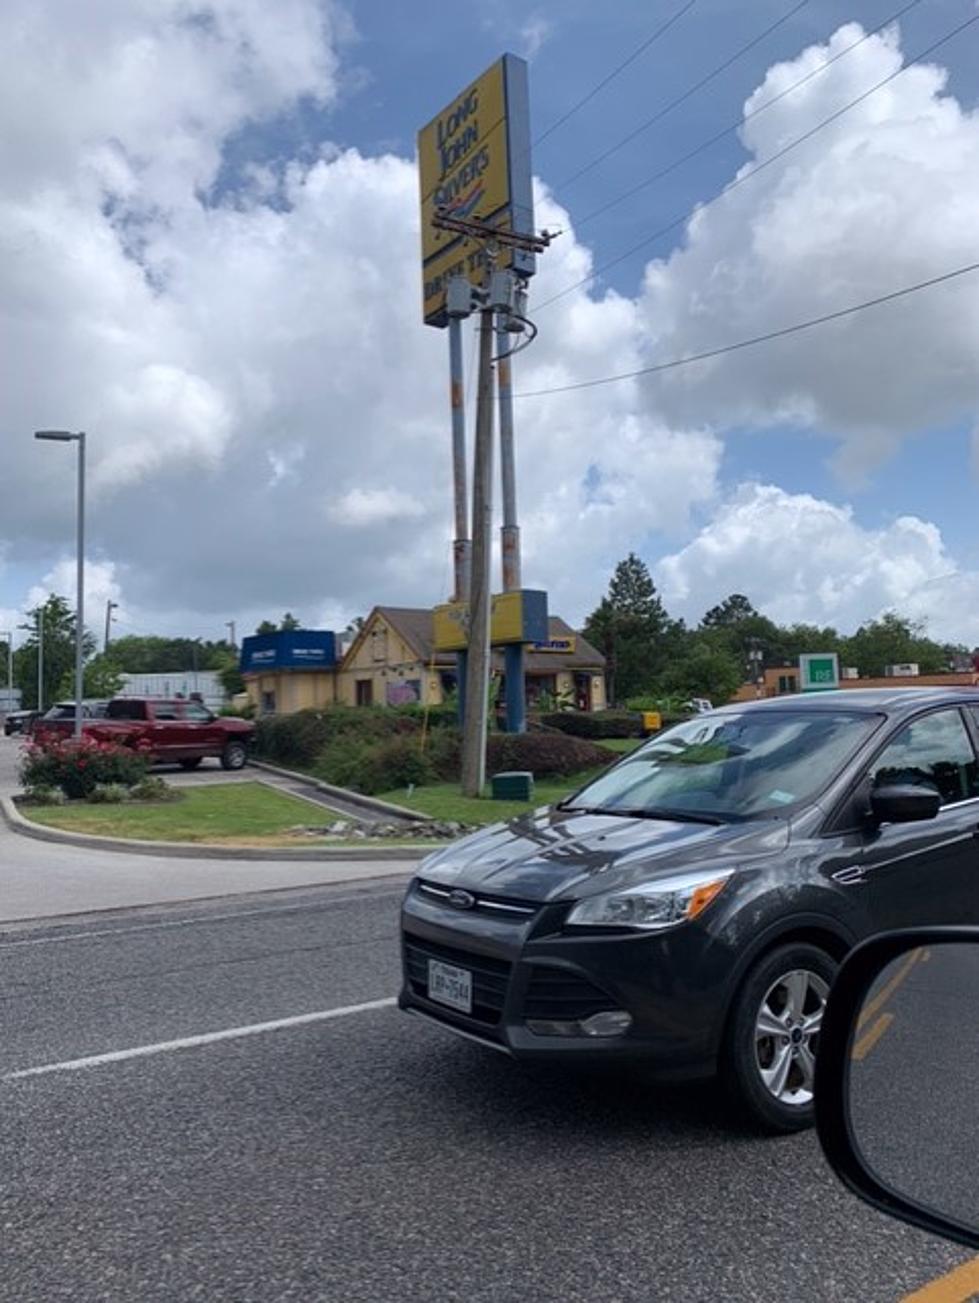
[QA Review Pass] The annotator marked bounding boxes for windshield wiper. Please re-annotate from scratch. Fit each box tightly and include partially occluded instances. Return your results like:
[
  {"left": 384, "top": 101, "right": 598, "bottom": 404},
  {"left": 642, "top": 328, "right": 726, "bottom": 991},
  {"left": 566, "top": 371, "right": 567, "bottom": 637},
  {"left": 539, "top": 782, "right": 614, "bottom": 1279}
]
[{"left": 606, "top": 807, "right": 728, "bottom": 826}]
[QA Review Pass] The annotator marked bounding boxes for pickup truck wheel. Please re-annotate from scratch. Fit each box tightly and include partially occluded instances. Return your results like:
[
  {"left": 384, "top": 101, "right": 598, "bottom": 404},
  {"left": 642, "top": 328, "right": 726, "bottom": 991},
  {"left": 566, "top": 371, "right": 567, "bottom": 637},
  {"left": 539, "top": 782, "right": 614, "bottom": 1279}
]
[
  {"left": 179, "top": 758, "right": 203, "bottom": 770},
  {"left": 221, "top": 740, "right": 248, "bottom": 771}
]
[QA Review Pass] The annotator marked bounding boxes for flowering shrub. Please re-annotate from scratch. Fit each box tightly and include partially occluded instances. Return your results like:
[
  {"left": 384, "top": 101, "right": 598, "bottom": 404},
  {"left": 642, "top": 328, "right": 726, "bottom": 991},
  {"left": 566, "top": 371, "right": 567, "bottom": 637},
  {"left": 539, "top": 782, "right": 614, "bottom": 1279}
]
[{"left": 20, "top": 735, "right": 150, "bottom": 799}]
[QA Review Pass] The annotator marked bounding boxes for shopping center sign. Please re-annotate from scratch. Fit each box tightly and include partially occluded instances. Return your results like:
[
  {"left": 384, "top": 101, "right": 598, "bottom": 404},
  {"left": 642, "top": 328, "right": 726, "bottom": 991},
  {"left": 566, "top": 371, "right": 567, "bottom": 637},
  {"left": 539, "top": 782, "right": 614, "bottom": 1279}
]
[{"left": 418, "top": 54, "right": 535, "bottom": 326}]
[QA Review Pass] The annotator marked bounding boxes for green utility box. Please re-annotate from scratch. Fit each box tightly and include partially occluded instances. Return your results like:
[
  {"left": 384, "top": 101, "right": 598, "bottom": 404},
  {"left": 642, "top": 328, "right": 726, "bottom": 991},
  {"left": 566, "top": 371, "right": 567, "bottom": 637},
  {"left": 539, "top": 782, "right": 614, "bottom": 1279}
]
[{"left": 491, "top": 771, "right": 534, "bottom": 801}]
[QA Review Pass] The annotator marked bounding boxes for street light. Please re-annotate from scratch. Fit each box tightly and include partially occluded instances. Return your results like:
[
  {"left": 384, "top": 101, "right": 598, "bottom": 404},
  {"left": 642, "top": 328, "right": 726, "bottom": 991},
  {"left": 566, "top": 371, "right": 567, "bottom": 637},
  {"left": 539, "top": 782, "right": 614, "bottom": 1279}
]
[
  {"left": 35, "top": 430, "right": 86, "bottom": 739},
  {"left": 0, "top": 629, "right": 11, "bottom": 710}
]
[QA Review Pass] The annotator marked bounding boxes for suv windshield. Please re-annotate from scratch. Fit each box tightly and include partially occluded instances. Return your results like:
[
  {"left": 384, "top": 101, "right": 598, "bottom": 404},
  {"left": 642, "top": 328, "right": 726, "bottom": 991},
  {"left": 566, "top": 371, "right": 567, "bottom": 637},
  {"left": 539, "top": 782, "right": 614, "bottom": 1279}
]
[{"left": 564, "top": 710, "right": 880, "bottom": 822}]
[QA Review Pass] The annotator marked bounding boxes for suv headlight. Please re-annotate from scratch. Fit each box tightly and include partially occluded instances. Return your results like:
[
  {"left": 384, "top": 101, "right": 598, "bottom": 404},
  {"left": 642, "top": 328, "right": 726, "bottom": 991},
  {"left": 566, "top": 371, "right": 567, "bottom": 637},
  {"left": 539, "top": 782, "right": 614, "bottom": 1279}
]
[{"left": 565, "top": 868, "right": 734, "bottom": 931}]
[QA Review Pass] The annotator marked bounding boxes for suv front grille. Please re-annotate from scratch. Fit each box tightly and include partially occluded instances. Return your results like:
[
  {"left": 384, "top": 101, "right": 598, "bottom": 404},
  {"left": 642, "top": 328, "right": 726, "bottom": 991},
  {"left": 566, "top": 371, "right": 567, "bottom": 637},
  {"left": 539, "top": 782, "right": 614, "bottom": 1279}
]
[
  {"left": 415, "top": 880, "right": 538, "bottom": 921},
  {"left": 404, "top": 936, "right": 511, "bottom": 1026},
  {"left": 523, "top": 967, "right": 618, "bottom": 1022}
]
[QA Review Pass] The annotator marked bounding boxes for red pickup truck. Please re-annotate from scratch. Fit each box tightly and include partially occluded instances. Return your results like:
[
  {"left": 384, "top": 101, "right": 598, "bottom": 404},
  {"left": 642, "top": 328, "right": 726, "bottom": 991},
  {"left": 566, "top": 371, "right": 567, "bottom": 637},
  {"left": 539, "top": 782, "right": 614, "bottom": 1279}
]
[{"left": 35, "top": 698, "right": 254, "bottom": 770}]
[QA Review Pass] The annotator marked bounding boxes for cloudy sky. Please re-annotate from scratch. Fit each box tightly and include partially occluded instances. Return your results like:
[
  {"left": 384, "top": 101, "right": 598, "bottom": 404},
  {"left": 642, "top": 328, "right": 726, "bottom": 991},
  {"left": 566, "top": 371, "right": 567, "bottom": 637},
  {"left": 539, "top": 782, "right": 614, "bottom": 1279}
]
[{"left": 2, "top": 0, "right": 979, "bottom": 651}]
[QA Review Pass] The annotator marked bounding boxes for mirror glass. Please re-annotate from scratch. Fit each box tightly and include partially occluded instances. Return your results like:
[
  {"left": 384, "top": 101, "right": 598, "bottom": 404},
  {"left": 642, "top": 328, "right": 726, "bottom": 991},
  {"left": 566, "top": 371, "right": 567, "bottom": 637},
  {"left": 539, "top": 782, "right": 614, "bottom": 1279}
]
[{"left": 848, "top": 942, "right": 979, "bottom": 1233}]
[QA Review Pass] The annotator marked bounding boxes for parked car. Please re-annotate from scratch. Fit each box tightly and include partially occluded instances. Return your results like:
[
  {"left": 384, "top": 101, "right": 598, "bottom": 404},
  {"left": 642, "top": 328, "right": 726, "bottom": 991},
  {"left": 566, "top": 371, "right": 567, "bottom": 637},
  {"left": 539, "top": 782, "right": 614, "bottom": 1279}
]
[
  {"left": 38, "top": 699, "right": 109, "bottom": 723},
  {"left": 3, "top": 709, "right": 39, "bottom": 737},
  {"left": 35, "top": 697, "right": 254, "bottom": 769},
  {"left": 400, "top": 687, "right": 979, "bottom": 1131}
]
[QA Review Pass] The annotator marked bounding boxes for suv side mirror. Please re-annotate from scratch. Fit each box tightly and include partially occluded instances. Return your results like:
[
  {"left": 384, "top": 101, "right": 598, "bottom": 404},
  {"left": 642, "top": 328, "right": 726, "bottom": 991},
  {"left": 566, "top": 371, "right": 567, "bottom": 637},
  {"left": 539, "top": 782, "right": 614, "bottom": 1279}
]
[
  {"left": 815, "top": 929, "right": 979, "bottom": 1249},
  {"left": 869, "top": 784, "right": 940, "bottom": 824}
]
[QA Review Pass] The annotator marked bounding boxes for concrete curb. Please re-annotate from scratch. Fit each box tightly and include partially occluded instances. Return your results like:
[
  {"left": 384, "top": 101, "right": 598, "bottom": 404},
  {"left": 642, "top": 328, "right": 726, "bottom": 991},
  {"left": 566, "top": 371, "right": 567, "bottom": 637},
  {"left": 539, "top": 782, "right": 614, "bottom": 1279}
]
[
  {"left": 0, "top": 796, "right": 432, "bottom": 862},
  {"left": 249, "top": 760, "right": 430, "bottom": 822}
]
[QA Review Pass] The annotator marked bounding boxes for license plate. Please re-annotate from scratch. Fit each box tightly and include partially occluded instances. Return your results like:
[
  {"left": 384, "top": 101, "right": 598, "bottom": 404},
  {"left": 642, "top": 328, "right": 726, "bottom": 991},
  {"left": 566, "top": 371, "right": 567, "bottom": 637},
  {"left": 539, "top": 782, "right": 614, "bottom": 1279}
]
[{"left": 428, "top": 959, "right": 472, "bottom": 1014}]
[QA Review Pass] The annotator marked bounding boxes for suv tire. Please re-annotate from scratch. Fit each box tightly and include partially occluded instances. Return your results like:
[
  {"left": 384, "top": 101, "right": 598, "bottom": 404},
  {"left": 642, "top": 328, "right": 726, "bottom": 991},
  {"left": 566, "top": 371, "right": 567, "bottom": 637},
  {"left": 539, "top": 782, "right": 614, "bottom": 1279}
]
[
  {"left": 220, "top": 740, "right": 248, "bottom": 771},
  {"left": 722, "top": 942, "right": 838, "bottom": 1134}
]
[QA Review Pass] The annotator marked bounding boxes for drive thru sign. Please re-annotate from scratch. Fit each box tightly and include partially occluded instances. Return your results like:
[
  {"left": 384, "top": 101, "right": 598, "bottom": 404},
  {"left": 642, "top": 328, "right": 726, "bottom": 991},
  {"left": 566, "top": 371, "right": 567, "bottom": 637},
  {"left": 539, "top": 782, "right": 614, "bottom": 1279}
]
[{"left": 799, "top": 653, "right": 840, "bottom": 692}]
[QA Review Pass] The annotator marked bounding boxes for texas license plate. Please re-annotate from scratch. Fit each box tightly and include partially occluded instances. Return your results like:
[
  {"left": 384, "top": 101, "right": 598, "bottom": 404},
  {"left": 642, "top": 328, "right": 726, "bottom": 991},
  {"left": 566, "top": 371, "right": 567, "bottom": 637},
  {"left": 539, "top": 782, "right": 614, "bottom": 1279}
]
[{"left": 428, "top": 959, "right": 472, "bottom": 1014}]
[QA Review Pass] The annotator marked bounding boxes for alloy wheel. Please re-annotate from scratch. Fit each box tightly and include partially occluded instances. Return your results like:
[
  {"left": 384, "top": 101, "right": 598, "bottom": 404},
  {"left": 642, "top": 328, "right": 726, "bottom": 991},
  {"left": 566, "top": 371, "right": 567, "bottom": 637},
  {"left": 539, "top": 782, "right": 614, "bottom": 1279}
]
[{"left": 754, "top": 968, "right": 828, "bottom": 1107}]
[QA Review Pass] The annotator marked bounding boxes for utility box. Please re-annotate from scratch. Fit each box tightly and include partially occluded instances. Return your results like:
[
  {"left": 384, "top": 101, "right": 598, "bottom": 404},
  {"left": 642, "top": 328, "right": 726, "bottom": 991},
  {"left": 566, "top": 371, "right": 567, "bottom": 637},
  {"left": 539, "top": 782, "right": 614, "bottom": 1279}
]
[{"left": 491, "top": 771, "right": 534, "bottom": 801}]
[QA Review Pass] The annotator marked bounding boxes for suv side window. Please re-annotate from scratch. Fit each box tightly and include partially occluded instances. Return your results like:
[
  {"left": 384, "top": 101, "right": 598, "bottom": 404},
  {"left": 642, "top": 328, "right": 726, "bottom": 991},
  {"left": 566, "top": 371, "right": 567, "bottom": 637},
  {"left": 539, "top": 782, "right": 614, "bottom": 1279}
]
[
  {"left": 183, "top": 703, "right": 212, "bottom": 721},
  {"left": 871, "top": 709, "right": 979, "bottom": 807},
  {"left": 153, "top": 703, "right": 180, "bottom": 721}
]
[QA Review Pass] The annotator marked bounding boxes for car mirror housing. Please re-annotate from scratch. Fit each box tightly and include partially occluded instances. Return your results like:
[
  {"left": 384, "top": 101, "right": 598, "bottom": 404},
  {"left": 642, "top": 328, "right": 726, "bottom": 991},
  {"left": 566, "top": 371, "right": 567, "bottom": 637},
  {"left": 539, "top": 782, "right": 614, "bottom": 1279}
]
[
  {"left": 869, "top": 784, "right": 940, "bottom": 825},
  {"left": 815, "top": 928, "right": 979, "bottom": 1250}
]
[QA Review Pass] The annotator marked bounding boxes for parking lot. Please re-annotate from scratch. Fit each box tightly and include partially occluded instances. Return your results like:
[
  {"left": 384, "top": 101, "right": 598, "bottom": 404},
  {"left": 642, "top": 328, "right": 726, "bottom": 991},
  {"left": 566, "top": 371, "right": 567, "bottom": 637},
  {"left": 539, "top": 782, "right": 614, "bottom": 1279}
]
[{"left": 0, "top": 880, "right": 971, "bottom": 1302}]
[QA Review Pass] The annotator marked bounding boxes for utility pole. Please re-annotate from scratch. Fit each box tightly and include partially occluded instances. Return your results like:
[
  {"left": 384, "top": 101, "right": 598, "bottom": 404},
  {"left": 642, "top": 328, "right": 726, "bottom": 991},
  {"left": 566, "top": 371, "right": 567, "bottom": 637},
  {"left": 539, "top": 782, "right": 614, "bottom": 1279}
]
[
  {"left": 37, "top": 607, "right": 44, "bottom": 714},
  {"left": 226, "top": 620, "right": 237, "bottom": 651},
  {"left": 460, "top": 307, "right": 496, "bottom": 797},
  {"left": 104, "top": 599, "right": 118, "bottom": 652},
  {"left": 446, "top": 276, "right": 472, "bottom": 724},
  {"left": 496, "top": 277, "right": 526, "bottom": 734}
]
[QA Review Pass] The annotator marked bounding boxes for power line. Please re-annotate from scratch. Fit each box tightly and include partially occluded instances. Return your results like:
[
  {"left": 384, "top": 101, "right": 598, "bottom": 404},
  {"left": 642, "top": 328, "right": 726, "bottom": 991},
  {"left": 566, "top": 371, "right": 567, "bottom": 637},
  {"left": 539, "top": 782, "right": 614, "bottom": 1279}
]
[
  {"left": 535, "top": 9, "right": 979, "bottom": 311},
  {"left": 557, "top": 0, "right": 810, "bottom": 191},
  {"left": 515, "top": 259, "right": 979, "bottom": 399},
  {"left": 533, "top": 0, "right": 698, "bottom": 147},
  {"left": 574, "top": 0, "right": 924, "bottom": 229}
]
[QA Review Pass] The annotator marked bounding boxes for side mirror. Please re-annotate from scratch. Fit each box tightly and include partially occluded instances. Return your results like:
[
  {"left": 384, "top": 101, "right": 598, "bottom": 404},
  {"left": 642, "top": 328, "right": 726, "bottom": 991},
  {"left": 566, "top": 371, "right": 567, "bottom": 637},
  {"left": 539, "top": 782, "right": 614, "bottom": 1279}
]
[
  {"left": 869, "top": 783, "right": 940, "bottom": 824},
  {"left": 816, "top": 929, "right": 979, "bottom": 1249}
]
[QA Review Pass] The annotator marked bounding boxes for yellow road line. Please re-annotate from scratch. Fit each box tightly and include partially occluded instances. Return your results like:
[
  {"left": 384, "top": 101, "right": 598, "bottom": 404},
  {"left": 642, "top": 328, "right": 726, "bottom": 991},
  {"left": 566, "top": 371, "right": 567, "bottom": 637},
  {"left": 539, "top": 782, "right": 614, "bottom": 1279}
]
[
  {"left": 851, "top": 1011, "right": 894, "bottom": 1061},
  {"left": 901, "top": 1255, "right": 979, "bottom": 1301},
  {"left": 857, "top": 948, "right": 921, "bottom": 1031}
]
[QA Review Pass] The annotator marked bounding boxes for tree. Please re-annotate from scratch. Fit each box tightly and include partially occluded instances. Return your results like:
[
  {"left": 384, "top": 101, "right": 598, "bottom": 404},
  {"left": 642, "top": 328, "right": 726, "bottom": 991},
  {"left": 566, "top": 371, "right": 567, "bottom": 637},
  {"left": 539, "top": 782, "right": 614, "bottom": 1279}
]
[
  {"left": 82, "top": 659, "right": 125, "bottom": 699},
  {"left": 841, "top": 613, "right": 945, "bottom": 678},
  {"left": 255, "top": 620, "right": 278, "bottom": 635},
  {"left": 13, "top": 594, "right": 96, "bottom": 710},
  {"left": 95, "top": 635, "right": 234, "bottom": 674},
  {"left": 656, "top": 641, "right": 743, "bottom": 704},
  {"left": 701, "top": 594, "right": 759, "bottom": 627},
  {"left": 280, "top": 612, "right": 301, "bottom": 631},
  {"left": 583, "top": 554, "right": 681, "bottom": 703}
]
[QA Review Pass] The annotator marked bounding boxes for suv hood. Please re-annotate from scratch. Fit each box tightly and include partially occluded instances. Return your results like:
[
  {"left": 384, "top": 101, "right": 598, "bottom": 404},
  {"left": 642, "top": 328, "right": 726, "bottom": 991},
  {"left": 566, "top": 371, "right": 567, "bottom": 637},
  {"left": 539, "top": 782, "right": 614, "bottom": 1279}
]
[{"left": 418, "top": 806, "right": 789, "bottom": 904}]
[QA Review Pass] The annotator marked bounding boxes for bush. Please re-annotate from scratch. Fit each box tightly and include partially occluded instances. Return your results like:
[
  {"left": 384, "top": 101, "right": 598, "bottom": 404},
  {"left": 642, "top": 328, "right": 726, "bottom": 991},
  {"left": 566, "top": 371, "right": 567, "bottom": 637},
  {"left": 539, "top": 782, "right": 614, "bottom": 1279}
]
[
  {"left": 130, "top": 776, "right": 179, "bottom": 802},
  {"left": 487, "top": 732, "right": 614, "bottom": 778},
  {"left": 23, "top": 785, "right": 67, "bottom": 806},
  {"left": 540, "top": 710, "right": 642, "bottom": 740},
  {"left": 87, "top": 783, "right": 130, "bottom": 804},
  {"left": 315, "top": 734, "right": 436, "bottom": 795},
  {"left": 220, "top": 704, "right": 256, "bottom": 720},
  {"left": 20, "top": 735, "right": 150, "bottom": 799},
  {"left": 254, "top": 706, "right": 420, "bottom": 768}
]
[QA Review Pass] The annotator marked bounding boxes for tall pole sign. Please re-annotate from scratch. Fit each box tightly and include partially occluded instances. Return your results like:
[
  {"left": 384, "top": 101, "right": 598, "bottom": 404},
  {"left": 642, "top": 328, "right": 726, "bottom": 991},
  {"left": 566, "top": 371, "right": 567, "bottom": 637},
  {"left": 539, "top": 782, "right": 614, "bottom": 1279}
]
[{"left": 418, "top": 55, "right": 542, "bottom": 790}]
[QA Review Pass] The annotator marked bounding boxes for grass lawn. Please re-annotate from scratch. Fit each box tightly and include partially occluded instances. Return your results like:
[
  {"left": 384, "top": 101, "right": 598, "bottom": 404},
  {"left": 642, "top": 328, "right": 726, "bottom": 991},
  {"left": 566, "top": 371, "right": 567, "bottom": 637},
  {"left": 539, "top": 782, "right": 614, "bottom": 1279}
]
[
  {"left": 376, "top": 771, "right": 601, "bottom": 826},
  {"left": 22, "top": 781, "right": 425, "bottom": 847}
]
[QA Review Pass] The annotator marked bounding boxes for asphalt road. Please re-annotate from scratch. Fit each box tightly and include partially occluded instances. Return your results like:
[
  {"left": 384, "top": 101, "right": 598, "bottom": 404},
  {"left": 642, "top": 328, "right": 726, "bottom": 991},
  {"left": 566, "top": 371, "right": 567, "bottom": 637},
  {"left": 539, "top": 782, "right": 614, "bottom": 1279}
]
[{"left": 0, "top": 881, "right": 972, "bottom": 1303}]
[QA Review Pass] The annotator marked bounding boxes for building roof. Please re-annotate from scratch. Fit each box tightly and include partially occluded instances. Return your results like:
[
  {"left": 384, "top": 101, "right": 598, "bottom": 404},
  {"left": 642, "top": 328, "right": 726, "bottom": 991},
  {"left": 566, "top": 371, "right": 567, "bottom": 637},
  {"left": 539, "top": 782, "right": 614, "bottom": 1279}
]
[{"left": 365, "top": 607, "right": 605, "bottom": 673}]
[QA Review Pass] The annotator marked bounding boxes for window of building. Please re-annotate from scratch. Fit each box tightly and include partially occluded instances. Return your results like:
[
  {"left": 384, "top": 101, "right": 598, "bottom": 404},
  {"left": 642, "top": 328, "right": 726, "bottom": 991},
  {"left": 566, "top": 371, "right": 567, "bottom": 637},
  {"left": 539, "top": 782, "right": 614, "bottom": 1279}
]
[
  {"left": 777, "top": 674, "right": 798, "bottom": 695},
  {"left": 260, "top": 691, "right": 276, "bottom": 715},
  {"left": 871, "top": 709, "right": 979, "bottom": 807},
  {"left": 371, "top": 628, "right": 387, "bottom": 662},
  {"left": 355, "top": 679, "right": 374, "bottom": 707}
]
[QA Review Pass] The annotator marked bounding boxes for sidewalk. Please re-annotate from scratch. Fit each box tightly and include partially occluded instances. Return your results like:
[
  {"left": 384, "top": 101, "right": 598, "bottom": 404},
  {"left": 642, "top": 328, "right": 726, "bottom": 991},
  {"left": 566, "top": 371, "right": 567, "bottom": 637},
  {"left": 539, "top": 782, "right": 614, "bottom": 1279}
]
[{"left": 0, "top": 738, "right": 417, "bottom": 924}]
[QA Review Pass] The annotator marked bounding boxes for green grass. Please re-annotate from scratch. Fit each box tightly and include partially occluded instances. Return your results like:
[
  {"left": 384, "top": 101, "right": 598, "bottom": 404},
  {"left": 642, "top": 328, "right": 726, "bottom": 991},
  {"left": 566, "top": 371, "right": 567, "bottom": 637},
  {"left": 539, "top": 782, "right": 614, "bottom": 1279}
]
[
  {"left": 375, "top": 771, "right": 601, "bottom": 826},
  {"left": 24, "top": 782, "right": 347, "bottom": 845}
]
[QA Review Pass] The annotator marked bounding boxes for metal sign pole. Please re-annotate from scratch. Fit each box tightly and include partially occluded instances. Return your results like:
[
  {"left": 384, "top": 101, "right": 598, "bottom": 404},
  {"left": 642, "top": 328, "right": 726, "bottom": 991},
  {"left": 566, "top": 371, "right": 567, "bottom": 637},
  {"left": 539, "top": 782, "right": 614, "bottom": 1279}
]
[
  {"left": 447, "top": 285, "right": 472, "bottom": 726},
  {"left": 460, "top": 308, "right": 495, "bottom": 796},
  {"left": 496, "top": 290, "right": 526, "bottom": 734}
]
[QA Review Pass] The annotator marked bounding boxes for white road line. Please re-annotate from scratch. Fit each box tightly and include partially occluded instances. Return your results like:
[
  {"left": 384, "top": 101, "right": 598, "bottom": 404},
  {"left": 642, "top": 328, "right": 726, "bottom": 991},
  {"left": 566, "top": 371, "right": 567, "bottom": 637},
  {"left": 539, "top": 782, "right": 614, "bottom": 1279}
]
[
  {"left": 3, "top": 997, "right": 397, "bottom": 1081},
  {"left": 0, "top": 889, "right": 405, "bottom": 950}
]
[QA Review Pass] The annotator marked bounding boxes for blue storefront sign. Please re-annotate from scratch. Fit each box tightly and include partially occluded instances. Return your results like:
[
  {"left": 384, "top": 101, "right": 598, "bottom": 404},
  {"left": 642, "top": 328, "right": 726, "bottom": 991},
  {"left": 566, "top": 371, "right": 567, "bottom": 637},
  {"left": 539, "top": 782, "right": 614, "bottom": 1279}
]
[{"left": 240, "top": 630, "right": 338, "bottom": 673}]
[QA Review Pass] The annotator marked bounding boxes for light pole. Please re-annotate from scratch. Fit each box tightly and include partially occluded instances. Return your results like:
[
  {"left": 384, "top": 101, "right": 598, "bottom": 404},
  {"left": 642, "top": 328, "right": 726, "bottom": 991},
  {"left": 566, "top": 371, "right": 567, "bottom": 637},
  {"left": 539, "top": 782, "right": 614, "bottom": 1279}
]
[
  {"left": 35, "top": 430, "right": 86, "bottom": 739},
  {"left": 0, "top": 630, "right": 11, "bottom": 710}
]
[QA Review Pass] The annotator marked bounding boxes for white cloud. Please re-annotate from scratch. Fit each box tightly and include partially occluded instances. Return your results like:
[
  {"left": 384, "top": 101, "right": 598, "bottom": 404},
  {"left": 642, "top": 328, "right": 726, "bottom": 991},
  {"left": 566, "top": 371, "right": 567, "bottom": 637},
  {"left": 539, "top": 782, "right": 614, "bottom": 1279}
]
[
  {"left": 634, "top": 22, "right": 979, "bottom": 481},
  {"left": 1, "top": 7, "right": 978, "bottom": 644},
  {"left": 329, "top": 487, "right": 427, "bottom": 526},
  {"left": 519, "top": 16, "right": 553, "bottom": 60},
  {"left": 656, "top": 483, "right": 979, "bottom": 644}
]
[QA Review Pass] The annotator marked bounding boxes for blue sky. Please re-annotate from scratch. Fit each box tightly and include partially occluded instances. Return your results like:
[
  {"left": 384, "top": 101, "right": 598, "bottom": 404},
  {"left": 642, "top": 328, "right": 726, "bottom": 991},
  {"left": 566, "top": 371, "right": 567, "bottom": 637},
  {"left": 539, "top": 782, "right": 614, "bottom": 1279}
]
[{"left": 2, "top": 0, "right": 979, "bottom": 645}]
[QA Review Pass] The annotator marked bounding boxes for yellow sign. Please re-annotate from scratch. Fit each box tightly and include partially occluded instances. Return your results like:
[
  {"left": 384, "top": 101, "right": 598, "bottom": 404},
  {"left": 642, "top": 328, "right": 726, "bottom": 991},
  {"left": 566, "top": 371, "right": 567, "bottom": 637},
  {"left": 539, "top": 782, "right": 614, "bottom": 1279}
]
[
  {"left": 433, "top": 589, "right": 548, "bottom": 651},
  {"left": 417, "top": 54, "right": 534, "bottom": 327}
]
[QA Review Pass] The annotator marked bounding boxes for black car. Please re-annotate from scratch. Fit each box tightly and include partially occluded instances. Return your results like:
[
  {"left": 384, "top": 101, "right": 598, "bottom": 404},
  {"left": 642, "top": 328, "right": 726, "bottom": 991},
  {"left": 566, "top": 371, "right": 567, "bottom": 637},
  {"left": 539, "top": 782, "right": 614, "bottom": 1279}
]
[
  {"left": 400, "top": 688, "right": 979, "bottom": 1131},
  {"left": 3, "top": 709, "right": 39, "bottom": 737}
]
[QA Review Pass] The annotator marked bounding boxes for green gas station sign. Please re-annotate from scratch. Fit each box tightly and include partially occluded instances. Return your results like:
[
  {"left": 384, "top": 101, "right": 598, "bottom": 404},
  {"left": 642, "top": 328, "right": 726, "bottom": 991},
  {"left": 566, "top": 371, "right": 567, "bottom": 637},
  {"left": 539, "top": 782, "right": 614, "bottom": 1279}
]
[{"left": 799, "top": 653, "right": 840, "bottom": 692}]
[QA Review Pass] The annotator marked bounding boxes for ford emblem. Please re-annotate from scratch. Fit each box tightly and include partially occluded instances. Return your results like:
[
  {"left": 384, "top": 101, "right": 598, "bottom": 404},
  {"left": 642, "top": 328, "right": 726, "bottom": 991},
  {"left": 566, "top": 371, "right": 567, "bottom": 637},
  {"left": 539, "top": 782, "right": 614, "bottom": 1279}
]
[{"left": 448, "top": 888, "right": 476, "bottom": 910}]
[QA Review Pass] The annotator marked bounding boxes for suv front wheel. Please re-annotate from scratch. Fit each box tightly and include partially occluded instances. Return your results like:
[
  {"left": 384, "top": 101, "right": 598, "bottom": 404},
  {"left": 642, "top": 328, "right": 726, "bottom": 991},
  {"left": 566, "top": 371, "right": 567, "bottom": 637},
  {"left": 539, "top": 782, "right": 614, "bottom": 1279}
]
[
  {"left": 722, "top": 942, "right": 838, "bottom": 1133},
  {"left": 221, "top": 740, "right": 248, "bottom": 771}
]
